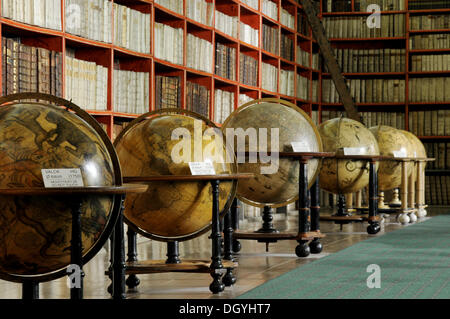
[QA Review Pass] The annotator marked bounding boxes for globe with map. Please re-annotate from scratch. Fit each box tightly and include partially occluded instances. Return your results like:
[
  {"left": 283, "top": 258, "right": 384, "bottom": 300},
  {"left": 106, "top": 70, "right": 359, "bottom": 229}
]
[
  {"left": 318, "top": 117, "right": 380, "bottom": 194},
  {"left": 221, "top": 99, "right": 322, "bottom": 208},
  {"left": 114, "top": 109, "right": 237, "bottom": 241},
  {"left": 369, "top": 125, "right": 415, "bottom": 191},
  {"left": 0, "top": 102, "right": 117, "bottom": 278}
]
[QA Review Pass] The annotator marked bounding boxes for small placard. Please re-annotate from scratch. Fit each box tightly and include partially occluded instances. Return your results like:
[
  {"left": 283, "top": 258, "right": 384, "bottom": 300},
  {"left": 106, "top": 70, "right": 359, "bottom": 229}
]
[
  {"left": 291, "top": 141, "right": 310, "bottom": 153},
  {"left": 343, "top": 147, "right": 365, "bottom": 156},
  {"left": 392, "top": 150, "right": 407, "bottom": 158},
  {"left": 188, "top": 162, "right": 216, "bottom": 175},
  {"left": 41, "top": 168, "right": 84, "bottom": 188}
]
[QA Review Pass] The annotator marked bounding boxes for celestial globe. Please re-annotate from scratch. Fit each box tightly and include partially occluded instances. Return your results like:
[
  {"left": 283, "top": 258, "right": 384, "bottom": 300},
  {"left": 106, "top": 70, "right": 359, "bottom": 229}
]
[
  {"left": 318, "top": 117, "right": 380, "bottom": 194},
  {"left": 221, "top": 99, "right": 322, "bottom": 208},
  {"left": 114, "top": 109, "right": 237, "bottom": 241},
  {"left": 0, "top": 101, "right": 118, "bottom": 278},
  {"left": 369, "top": 125, "right": 415, "bottom": 191}
]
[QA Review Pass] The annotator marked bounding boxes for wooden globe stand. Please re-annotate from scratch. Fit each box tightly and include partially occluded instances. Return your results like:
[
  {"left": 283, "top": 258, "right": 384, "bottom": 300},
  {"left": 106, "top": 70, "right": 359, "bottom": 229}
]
[
  {"left": 368, "top": 157, "right": 434, "bottom": 224},
  {"left": 108, "top": 173, "right": 253, "bottom": 295},
  {"left": 353, "top": 157, "right": 434, "bottom": 225},
  {"left": 232, "top": 152, "right": 334, "bottom": 257},
  {"left": 320, "top": 155, "right": 386, "bottom": 235},
  {"left": 0, "top": 184, "right": 147, "bottom": 300}
]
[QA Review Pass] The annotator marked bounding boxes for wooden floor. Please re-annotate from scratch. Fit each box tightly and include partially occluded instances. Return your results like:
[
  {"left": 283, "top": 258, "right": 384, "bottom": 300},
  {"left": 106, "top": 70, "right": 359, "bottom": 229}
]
[{"left": 0, "top": 207, "right": 447, "bottom": 299}]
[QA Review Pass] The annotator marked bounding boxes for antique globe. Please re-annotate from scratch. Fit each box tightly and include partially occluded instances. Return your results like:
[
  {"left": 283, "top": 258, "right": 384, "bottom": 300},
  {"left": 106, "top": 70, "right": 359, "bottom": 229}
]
[
  {"left": 318, "top": 117, "right": 380, "bottom": 194},
  {"left": 369, "top": 125, "right": 415, "bottom": 191},
  {"left": 0, "top": 100, "right": 120, "bottom": 280},
  {"left": 114, "top": 109, "right": 237, "bottom": 241},
  {"left": 221, "top": 99, "right": 322, "bottom": 208},
  {"left": 400, "top": 130, "right": 427, "bottom": 166}
]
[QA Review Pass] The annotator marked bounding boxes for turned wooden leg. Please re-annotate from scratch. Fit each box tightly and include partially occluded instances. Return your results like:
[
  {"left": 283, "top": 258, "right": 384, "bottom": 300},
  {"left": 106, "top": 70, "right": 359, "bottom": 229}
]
[
  {"left": 296, "top": 159, "right": 311, "bottom": 257},
  {"left": 378, "top": 191, "right": 389, "bottom": 209},
  {"left": 222, "top": 207, "right": 236, "bottom": 287},
  {"left": 112, "top": 196, "right": 126, "bottom": 299},
  {"left": 398, "top": 161, "right": 410, "bottom": 224},
  {"left": 209, "top": 180, "right": 225, "bottom": 294},
  {"left": 367, "top": 160, "right": 381, "bottom": 235},
  {"left": 408, "top": 167, "right": 417, "bottom": 223},
  {"left": 416, "top": 161, "right": 427, "bottom": 218},
  {"left": 355, "top": 190, "right": 362, "bottom": 210},
  {"left": 126, "top": 228, "right": 140, "bottom": 289},
  {"left": 309, "top": 177, "right": 322, "bottom": 254}
]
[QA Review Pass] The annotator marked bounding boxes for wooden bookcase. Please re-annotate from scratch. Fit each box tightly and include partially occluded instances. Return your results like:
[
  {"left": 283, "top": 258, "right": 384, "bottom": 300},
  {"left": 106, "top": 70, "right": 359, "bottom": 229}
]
[
  {"left": 0, "top": 0, "right": 320, "bottom": 137},
  {"left": 322, "top": 0, "right": 450, "bottom": 205},
  {"left": 1, "top": 0, "right": 448, "bottom": 204}
]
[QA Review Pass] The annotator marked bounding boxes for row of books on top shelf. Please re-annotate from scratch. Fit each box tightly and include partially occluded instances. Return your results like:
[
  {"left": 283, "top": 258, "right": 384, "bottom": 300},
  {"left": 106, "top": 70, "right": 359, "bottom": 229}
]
[
  {"left": 187, "top": 34, "right": 213, "bottom": 73},
  {"left": 280, "top": 69, "right": 295, "bottom": 97},
  {"left": 410, "top": 34, "right": 450, "bottom": 50},
  {"left": 280, "top": 8, "right": 295, "bottom": 30},
  {"left": 323, "top": 0, "right": 405, "bottom": 12},
  {"left": 2, "top": 0, "right": 62, "bottom": 31},
  {"left": 240, "top": 23, "right": 259, "bottom": 47},
  {"left": 65, "top": 51, "right": 108, "bottom": 112},
  {"left": 409, "top": 78, "right": 450, "bottom": 102},
  {"left": 155, "top": 0, "right": 182, "bottom": 15},
  {"left": 239, "top": 53, "right": 258, "bottom": 87},
  {"left": 214, "top": 89, "right": 235, "bottom": 124},
  {"left": 410, "top": 14, "right": 450, "bottom": 31},
  {"left": 322, "top": 15, "right": 406, "bottom": 38},
  {"left": 154, "top": 22, "right": 184, "bottom": 65},
  {"left": 215, "top": 43, "right": 237, "bottom": 81},
  {"left": 319, "top": 110, "right": 406, "bottom": 130},
  {"left": 65, "top": 0, "right": 112, "bottom": 44},
  {"left": 423, "top": 142, "right": 450, "bottom": 169},
  {"left": 408, "top": 110, "right": 450, "bottom": 136},
  {"left": 411, "top": 54, "right": 450, "bottom": 72},
  {"left": 262, "top": 0, "right": 277, "bottom": 20},
  {"left": 281, "top": 34, "right": 294, "bottom": 61},
  {"left": 425, "top": 176, "right": 450, "bottom": 206},
  {"left": 409, "top": 0, "right": 450, "bottom": 10},
  {"left": 297, "top": 75, "right": 319, "bottom": 102},
  {"left": 186, "top": 81, "right": 210, "bottom": 119},
  {"left": 322, "top": 78, "right": 406, "bottom": 104},
  {"left": 261, "top": 62, "right": 278, "bottom": 92},
  {"left": 113, "top": 3, "right": 151, "bottom": 54},
  {"left": 262, "top": 24, "right": 280, "bottom": 55},
  {"left": 1, "top": 37, "right": 62, "bottom": 98},
  {"left": 186, "top": 0, "right": 214, "bottom": 26},
  {"left": 241, "top": 0, "right": 258, "bottom": 10},
  {"left": 328, "top": 48, "right": 406, "bottom": 73},
  {"left": 155, "top": 75, "right": 181, "bottom": 110},
  {"left": 113, "top": 68, "right": 150, "bottom": 114},
  {"left": 215, "top": 10, "right": 238, "bottom": 38}
]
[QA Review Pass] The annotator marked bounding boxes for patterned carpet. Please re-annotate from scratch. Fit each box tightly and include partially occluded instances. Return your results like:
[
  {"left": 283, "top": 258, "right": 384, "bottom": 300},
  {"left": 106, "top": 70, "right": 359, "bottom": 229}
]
[{"left": 238, "top": 214, "right": 450, "bottom": 299}]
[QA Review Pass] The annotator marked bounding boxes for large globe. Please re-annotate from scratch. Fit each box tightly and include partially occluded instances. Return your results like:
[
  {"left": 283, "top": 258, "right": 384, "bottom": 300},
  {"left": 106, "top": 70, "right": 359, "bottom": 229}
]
[
  {"left": 369, "top": 125, "right": 415, "bottom": 191},
  {"left": 400, "top": 130, "right": 427, "bottom": 180},
  {"left": 0, "top": 102, "right": 117, "bottom": 277},
  {"left": 319, "top": 117, "right": 380, "bottom": 194},
  {"left": 114, "top": 110, "right": 237, "bottom": 241},
  {"left": 221, "top": 99, "right": 322, "bottom": 208}
]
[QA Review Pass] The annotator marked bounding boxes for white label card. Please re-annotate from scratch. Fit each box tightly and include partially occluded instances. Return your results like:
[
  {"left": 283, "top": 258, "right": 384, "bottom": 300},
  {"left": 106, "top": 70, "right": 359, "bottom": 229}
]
[
  {"left": 41, "top": 168, "right": 84, "bottom": 188},
  {"left": 291, "top": 142, "right": 310, "bottom": 153},
  {"left": 188, "top": 162, "right": 216, "bottom": 175},
  {"left": 343, "top": 147, "right": 365, "bottom": 156}
]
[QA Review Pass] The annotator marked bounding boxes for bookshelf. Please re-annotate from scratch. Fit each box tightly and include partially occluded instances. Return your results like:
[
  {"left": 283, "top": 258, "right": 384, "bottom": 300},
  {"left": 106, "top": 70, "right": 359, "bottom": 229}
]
[
  {"left": 321, "top": 0, "right": 450, "bottom": 206},
  {"left": 0, "top": 0, "right": 322, "bottom": 139},
  {"left": 1, "top": 0, "right": 448, "bottom": 206}
]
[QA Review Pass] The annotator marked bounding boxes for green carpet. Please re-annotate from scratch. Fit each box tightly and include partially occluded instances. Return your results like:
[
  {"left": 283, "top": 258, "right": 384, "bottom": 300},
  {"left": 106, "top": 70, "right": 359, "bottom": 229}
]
[{"left": 238, "top": 214, "right": 450, "bottom": 299}]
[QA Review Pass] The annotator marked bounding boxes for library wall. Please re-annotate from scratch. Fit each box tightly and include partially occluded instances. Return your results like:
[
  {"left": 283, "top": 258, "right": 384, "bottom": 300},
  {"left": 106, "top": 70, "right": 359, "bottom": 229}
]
[{"left": 0, "top": 0, "right": 449, "bottom": 207}]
